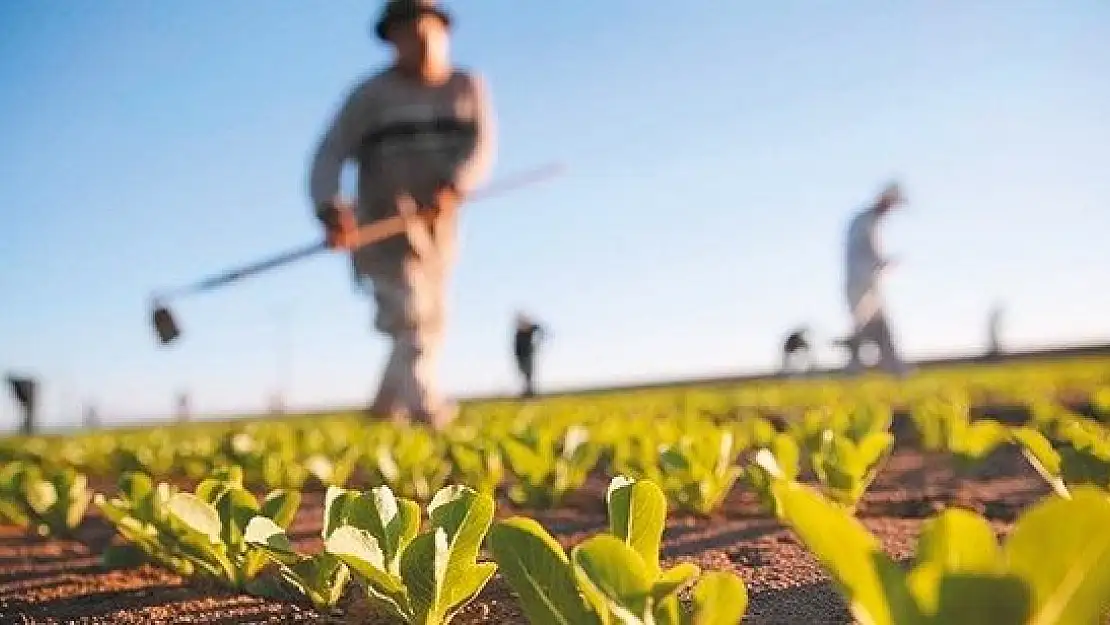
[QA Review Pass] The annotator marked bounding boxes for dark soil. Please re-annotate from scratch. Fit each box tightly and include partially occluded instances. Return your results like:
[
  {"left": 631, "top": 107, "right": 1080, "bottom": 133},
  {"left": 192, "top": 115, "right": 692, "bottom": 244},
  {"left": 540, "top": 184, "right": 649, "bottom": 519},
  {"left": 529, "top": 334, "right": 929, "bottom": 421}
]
[{"left": 0, "top": 442, "right": 1056, "bottom": 625}]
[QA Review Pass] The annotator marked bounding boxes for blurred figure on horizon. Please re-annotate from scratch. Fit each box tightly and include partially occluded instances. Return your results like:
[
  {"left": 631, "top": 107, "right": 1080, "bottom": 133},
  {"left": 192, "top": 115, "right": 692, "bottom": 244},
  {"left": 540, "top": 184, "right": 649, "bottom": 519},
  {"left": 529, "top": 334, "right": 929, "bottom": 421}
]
[
  {"left": 308, "top": 0, "right": 494, "bottom": 430},
  {"left": 5, "top": 374, "right": 38, "bottom": 435},
  {"left": 843, "top": 182, "right": 909, "bottom": 376},
  {"left": 513, "top": 313, "right": 545, "bottom": 398},
  {"left": 780, "top": 326, "right": 815, "bottom": 376},
  {"left": 987, "top": 304, "right": 1004, "bottom": 358},
  {"left": 83, "top": 403, "right": 99, "bottom": 429},
  {"left": 176, "top": 392, "right": 191, "bottom": 423}
]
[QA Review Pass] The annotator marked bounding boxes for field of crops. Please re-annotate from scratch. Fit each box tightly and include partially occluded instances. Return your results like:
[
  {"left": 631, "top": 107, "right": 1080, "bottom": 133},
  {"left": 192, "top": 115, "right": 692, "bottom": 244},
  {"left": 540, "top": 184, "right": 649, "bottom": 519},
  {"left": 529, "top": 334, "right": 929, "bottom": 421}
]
[{"left": 1, "top": 355, "right": 1109, "bottom": 624}]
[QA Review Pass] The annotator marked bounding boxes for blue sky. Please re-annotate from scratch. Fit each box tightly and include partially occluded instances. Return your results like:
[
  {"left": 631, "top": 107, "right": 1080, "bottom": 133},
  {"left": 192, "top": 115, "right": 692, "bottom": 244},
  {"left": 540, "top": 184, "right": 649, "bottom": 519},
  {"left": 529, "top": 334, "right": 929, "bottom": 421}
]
[{"left": 2, "top": 1, "right": 1108, "bottom": 429}]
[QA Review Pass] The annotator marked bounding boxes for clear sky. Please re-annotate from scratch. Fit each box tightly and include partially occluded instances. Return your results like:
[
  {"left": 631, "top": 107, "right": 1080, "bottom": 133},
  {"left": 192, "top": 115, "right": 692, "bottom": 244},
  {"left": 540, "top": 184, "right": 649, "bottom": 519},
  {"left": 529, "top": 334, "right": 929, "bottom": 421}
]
[{"left": 2, "top": 1, "right": 1108, "bottom": 430}]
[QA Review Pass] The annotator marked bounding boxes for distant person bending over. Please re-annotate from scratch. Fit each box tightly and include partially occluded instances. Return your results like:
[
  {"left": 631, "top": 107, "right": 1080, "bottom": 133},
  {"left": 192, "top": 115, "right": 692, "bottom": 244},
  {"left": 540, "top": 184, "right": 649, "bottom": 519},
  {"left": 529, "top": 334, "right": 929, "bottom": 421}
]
[
  {"left": 781, "top": 327, "right": 813, "bottom": 375},
  {"left": 308, "top": 0, "right": 495, "bottom": 429},
  {"left": 513, "top": 313, "right": 545, "bottom": 398},
  {"left": 843, "top": 182, "right": 909, "bottom": 376}
]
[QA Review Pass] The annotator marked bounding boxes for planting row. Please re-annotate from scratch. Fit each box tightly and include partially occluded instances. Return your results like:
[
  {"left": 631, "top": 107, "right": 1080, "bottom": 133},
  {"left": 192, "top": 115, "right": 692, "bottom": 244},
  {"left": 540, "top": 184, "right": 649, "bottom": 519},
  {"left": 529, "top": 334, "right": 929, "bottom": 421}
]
[
  {"left": 13, "top": 459, "right": 1105, "bottom": 624},
  {"left": 1, "top": 393, "right": 1108, "bottom": 540}
]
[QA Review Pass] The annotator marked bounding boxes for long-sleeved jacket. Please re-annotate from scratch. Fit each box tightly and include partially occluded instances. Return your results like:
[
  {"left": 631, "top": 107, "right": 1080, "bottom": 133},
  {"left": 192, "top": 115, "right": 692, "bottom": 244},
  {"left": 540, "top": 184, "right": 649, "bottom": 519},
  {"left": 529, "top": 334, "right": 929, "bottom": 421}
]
[
  {"left": 844, "top": 206, "right": 885, "bottom": 299},
  {"left": 308, "top": 67, "right": 495, "bottom": 274}
]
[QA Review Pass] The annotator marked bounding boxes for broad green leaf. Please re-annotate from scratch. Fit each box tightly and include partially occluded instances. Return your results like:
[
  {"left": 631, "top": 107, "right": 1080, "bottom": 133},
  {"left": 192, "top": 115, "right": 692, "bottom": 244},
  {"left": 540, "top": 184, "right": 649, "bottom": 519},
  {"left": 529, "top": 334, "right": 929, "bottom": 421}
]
[
  {"left": 607, "top": 476, "right": 667, "bottom": 579},
  {"left": 196, "top": 478, "right": 230, "bottom": 505},
  {"left": 215, "top": 485, "right": 260, "bottom": 549},
  {"left": 1012, "top": 427, "right": 1070, "bottom": 499},
  {"left": 1006, "top": 487, "right": 1110, "bottom": 625},
  {"left": 261, "top": 489, "right": 300, "bottom": 529},
  {"left": 487, "top": 517, "right": 601, "bottom": 625},
  {"left": 119, "top": 472, "right": 155, "bottom": 519},
  {"left": 689, "top": 571, "right": 748, "bottom": 625},
  {"left": 324, "top": 525, "right": 399, "bottom": 588},
  {"left": 326, "top": 524, "right": 411, "bottom": 618},
  {"left": 960, "top": 420, "right": 1008, "bottom": 458},
  {"left": 392, "top": 498, "right": 422, "bottom": 562},
  {"left": 243, "top": 516, "right": 300, "bottom": 567},
  {"left": 572, "top": 534, "right": 654, "bottom": 619},
  {"left": 61, "top": 471, "right": 91, "bottom": 531},
  {"left": 929, "top": 574, "right": 1030, "bottom": 625},
  {"left": 501, "top": 437, "right": 548, "bottom": 481},
  {"left": 443, "top": 562, "right": 498, "bottom": 623},
  {"left": 856, "top": 432, "right": 895, "bottom": 472},
  {"left": 769, "top": 477, "right": 916, "bottom": 625},
  {"left": 244, "top": 517, "right": 352, "bottom": 611},
  {"left": 770, "top": 434, "right": 801, "bottom": 480},
  {"left": 654, "top": 595, "right": 683, "bottom": 625},
  {"left": 399, "top": 528, "right": 446, "bottom": 621},
  {"left": 651, "top": 562, "right": 699, "bottom": 602},
  {"left": 402, "top": 486, "right": 497, "bottom": 622},
  {"left": 343, "top": 485, "right": 419, "bottom": 570},
  {"left": 908, "top": 509, "right": 1004, "bottom": 614},
  {"left": 166, "top": 492, "right": 222, "bottom": 544},
  {"left": 24, "top": 479, "right": 57, "bottom": 516},
  {"left": 563, "top": 426, "right": 590, "bottom": 458},
  {"left": 285, "top": 553, "right": 352, "bottom": 611},
  {"left": 914, "top": 509, "right": 1002, "bottom": 573},
  {"left": 427, "top": 486, "right": 496, "bottom": 604},
  {"left": 322, "top": 485, "right": 358, "bottom": 539}
]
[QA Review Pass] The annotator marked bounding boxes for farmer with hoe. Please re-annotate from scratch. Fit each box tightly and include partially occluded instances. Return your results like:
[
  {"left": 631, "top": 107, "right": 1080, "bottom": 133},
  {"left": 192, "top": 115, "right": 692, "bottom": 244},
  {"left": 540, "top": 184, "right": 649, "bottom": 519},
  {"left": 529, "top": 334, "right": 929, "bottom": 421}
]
[
  {"left": 308, "top": 0, "right": 495, "bottom": 429},
  {"left": 842, "top": 182, "right": 909, "bottom": 376}
]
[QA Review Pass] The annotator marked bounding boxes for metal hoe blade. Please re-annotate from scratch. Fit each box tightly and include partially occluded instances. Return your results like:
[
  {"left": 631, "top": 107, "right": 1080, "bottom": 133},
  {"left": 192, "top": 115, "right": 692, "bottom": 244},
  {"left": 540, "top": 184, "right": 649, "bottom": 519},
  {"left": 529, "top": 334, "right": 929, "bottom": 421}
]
[{"left": 152, "top": 302, "right": 181, "bottom": 345}]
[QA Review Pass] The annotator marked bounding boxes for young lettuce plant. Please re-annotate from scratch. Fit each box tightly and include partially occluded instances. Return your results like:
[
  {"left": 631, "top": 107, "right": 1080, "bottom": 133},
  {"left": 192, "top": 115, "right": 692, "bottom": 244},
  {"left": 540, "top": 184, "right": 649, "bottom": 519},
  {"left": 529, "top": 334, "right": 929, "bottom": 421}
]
[
  {"left": 447, "top": 438, "right": 505, "bottom": 498},
  {"left": 610, "top": 426, "right": 665, "bottom": 485},
  {"left": 320, "top": 484, "right": 497, "bottom": 624},
  {"left": 242, "top": 484, "right": 374, "bottom": 611},
  {"left": 0, "top": 461, "right": 91, "bottom": 537},
  {"left": 790, "top": 403, "right": 888, "bottom": 458},
  {"left": 655, "top": 425, "right": 744, "bottom": 515},
  {"left": 910, "top": 394, "right": 1010, "bottom": 472},
  {"left": 303, "top": 445, "right": 362, "bottom": 489},
  {"left": 370, "top": 426, "right": 452, "bottom": 502},
  {"left": 1011, "top": 422, "right": 1110, "bottom": 498},
  {"left": 740, "top": 432, "right": 800, "bottom": 518},
  {"left": 488, "top": 476, "right": 748, "bottom": 625},
  {"left": 755, "top": 450, "right": 1110, "bottom": 625},
  {"left": 809, "top": 428, "right": 894, "bottom": 512},
  {"left": 501, "top": 424, "right": 601, "bottom": 508},
  {"left": 96, "top": 467, "right": 300, "bottom": 590},
  {"left": 219, "top": 429, "right": 308, "bottom": 490}
]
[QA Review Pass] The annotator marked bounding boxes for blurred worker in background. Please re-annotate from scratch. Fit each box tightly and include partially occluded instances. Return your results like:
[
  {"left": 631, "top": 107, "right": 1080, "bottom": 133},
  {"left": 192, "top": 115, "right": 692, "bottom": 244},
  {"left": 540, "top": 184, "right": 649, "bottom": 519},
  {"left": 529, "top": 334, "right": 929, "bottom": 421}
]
[
  {"left": 843, "top": 182, "right": 909, "bottom": 376},
  {"left": 987, "top": 304, "right": 1004, "bottom": 359},
  {"left": 513, "top": 313, "right": 545, "bottom": 398},
  {"left": 5, "top": 374, "right": 37, "bottom": 435},
  {"left": 780, "top": 326, "right": 814, "bottom": 376},
  {"left": 176, "top": 391, "right": 191, "bottom": 423},
  {"left": 308, "top": 0, "right": 495, "bottom": 429}
]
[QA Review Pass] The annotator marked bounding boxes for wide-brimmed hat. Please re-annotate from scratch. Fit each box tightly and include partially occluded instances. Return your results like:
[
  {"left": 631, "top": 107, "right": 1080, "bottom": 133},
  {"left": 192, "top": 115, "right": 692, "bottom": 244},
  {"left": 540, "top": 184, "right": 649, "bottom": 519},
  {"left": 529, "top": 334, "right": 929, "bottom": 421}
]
[{"left": 373, "top": 0, "right": 453, "bottom": 42}]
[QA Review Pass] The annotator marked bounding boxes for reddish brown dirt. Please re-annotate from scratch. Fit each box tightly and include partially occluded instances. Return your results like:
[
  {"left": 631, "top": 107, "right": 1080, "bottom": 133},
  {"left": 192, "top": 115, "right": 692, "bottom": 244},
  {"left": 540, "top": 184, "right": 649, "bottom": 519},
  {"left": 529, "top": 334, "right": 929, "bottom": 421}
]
[{"left": 0, "top": 446, "right": 1056, "bottom": 624}]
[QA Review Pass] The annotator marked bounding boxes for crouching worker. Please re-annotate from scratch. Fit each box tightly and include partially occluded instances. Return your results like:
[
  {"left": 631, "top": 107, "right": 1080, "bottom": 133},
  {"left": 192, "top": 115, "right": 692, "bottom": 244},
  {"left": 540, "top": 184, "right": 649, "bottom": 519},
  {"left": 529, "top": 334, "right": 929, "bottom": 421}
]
[
  {"left": 780, "top": 327, "right": 813, "bottom": 376},
  {"left": 308, "top": 0, "right": 495, "bottom": 430}
]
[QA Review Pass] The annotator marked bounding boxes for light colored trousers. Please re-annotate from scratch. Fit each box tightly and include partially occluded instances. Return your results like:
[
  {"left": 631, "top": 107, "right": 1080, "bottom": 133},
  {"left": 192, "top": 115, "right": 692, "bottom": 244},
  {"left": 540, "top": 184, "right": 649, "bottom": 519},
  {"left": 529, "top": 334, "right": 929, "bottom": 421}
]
[
  {"left": 360, "top": 243, "right": 454, "bottom": 425},
  {"left": 845, "top": 281, "right": 906, "bottom": 375}
]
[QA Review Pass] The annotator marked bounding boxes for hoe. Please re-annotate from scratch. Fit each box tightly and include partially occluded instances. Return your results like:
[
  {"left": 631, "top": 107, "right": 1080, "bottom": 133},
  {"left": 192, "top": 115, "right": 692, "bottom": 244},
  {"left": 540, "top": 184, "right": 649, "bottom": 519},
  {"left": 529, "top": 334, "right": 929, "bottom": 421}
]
[{"left": 150, "top": 163, "right": 564, "bottom": 346}]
